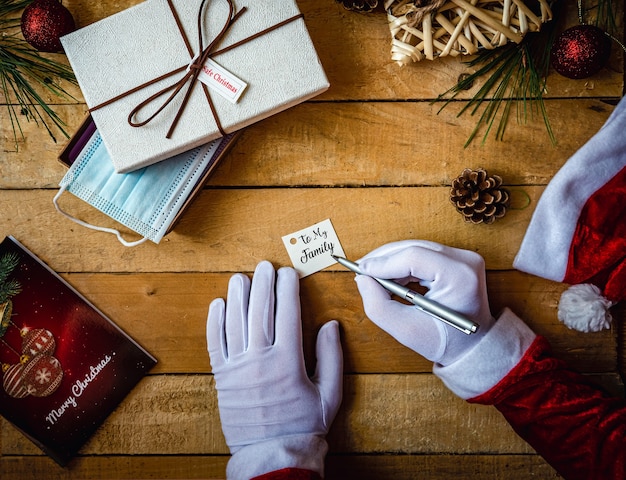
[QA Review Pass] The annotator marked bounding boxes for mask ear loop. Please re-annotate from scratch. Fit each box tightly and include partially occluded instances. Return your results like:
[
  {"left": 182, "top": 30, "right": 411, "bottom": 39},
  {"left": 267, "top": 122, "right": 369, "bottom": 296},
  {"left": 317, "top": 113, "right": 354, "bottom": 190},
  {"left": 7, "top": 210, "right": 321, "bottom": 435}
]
[{"left": 53, "top": 186, "right": 149, "bottom": 248}]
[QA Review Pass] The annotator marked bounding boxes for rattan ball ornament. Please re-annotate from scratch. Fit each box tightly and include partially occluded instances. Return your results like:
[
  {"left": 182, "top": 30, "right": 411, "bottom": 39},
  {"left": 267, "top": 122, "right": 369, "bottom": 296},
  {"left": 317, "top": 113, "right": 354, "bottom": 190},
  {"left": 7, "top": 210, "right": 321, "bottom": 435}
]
[
  {"left": 385, "top": 0, "right": 553, "bottom": 65},
  {"left": 450, "top": 168, "right": 510, "bottom": 224}
]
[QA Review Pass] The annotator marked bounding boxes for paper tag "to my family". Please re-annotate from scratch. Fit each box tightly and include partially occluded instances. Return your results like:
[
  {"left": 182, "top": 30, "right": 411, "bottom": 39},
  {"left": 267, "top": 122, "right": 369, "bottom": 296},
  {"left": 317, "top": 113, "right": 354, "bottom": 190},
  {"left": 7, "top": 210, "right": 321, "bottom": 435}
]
[{"left": 282, "top": 219, "right": 345, "bottom": 278}]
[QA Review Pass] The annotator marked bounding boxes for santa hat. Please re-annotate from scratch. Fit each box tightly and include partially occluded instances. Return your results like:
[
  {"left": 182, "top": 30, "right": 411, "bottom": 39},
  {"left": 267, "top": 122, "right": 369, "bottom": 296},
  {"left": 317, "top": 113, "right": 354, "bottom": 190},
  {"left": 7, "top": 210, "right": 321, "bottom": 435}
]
[{"left": 513, "top": 96, "right": 626, "bottom": 332}]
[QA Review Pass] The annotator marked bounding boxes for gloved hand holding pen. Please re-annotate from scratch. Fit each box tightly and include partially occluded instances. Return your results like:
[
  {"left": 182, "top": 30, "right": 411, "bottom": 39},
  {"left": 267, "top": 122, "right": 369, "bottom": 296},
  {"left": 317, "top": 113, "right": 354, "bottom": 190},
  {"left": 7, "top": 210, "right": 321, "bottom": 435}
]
[{"left": 353, "top": 240, "right": 496, "bottom": 366}]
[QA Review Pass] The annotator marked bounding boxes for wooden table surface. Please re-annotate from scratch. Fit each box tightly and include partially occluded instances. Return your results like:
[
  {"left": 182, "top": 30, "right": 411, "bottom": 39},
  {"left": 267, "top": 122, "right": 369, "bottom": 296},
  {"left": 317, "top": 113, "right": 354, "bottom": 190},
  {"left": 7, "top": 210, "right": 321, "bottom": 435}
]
[{"left": 1, "top": 1, "right": 624, "bottom": 478}]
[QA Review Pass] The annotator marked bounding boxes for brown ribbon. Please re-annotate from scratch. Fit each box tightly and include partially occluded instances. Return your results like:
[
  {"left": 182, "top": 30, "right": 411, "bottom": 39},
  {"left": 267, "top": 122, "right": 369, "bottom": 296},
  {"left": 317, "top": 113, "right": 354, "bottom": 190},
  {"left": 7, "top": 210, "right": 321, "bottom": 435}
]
[{"left": 89, "top": 0, "right": 304, "bottom": 139}]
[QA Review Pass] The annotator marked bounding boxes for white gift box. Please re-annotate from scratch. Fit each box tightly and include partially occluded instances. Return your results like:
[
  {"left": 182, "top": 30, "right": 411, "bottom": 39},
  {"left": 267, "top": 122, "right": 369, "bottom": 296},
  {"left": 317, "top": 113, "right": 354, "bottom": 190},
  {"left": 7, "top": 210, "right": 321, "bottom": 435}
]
[{"left": 61, "top": 0, "right": 329, "bottom": 173}]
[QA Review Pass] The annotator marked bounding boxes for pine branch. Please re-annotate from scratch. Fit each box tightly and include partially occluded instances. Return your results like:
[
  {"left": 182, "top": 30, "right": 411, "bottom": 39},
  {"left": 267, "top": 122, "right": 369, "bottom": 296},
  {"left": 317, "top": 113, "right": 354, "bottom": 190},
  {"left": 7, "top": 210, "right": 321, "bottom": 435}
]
[
  {"left": 0, "top": 0, "right": 30, "bottom": 19},
  {"left": 433, "top": 16, "right": 557, "bottom": 147},
  {"left": 0, "top": 252, "right": 21, "bottom": 303},
  {"left": 0, "top": 0, "right": 78, "bottom": 147},
  {"left": 586, "top": 0, "right": 618, "bottom": 33}
]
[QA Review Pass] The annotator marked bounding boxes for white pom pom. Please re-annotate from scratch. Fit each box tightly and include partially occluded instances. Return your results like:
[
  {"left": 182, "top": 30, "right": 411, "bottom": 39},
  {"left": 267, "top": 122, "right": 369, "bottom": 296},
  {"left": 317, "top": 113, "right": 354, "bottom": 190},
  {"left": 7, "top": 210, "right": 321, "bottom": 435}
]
[{"left": 557, "top": 284, "right": 614, "bottom": 332}]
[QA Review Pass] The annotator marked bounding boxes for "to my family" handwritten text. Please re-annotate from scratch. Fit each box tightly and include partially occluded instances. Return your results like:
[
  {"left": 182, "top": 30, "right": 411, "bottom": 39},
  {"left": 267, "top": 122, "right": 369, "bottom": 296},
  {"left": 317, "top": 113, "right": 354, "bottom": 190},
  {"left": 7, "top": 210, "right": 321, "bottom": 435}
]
[{"left": 299, "top": 227, "right": 334, "bottom": 264}]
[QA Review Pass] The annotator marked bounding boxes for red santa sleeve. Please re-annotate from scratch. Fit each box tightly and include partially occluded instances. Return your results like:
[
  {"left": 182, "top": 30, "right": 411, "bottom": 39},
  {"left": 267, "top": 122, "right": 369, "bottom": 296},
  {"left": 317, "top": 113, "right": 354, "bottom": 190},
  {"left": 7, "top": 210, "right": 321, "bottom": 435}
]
[
  {"left": 470, "top": 334, "right": 626, "bottom": 479},
  {"left": 435, "top": 307, "right": 626, "bottom": 479}
]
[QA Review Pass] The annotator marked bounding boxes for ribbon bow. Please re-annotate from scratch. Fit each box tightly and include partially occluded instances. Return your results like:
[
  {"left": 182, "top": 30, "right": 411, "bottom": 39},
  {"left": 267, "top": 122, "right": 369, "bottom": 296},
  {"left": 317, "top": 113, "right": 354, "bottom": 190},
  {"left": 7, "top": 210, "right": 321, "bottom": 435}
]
[{"left": 90, "top": 0, "right": 303, "bottom": 140}]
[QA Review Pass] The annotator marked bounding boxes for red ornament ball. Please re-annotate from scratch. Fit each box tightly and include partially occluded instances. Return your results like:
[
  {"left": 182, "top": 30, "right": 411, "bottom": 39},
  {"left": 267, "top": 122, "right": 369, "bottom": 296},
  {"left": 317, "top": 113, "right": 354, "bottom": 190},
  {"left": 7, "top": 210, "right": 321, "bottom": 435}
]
[
  {"left": 550, "top": 24, "right": 612, "bottom": 79},
  {"left": 21, "top": 0, "right": 76, "bottom": 53},
  {"left": 3, "top": 363, "right": 29, "bottom": 399},
  {"left": 22, "top": 354, "right": 63, "bottom": 397},
  {"left": 22, "top": 328, "right": 56, "bottom": 357}
]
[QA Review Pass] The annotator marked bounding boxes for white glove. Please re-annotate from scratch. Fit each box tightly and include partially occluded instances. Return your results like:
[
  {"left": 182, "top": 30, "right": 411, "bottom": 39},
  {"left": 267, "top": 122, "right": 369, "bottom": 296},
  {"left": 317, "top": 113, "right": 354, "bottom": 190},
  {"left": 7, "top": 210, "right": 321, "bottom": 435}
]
[
  {"left": 354, "top": 240, "right": 495, "bottom": 366},
  {"left": 207, "top": 261, "right": 343, "bottom": 478}
]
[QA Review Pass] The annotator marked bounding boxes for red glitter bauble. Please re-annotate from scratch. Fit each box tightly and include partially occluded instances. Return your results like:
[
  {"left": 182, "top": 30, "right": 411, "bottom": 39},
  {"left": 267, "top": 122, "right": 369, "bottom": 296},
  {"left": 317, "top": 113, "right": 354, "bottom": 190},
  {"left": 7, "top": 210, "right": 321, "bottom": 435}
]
[
  {"left": 20, "top": 0, "right": 76, "bottom": 53},
  {"left": 550, "top": 25, "right": 612, "bottom": 79},
  {"left": 22, "top": 354, "right": 63, "bottom": 397},
  {"left": 21, "top": 328, "right": 56, "bottom": 357},
  {"left": 3, "top": 363, "right": 29, "bottom": 399}
]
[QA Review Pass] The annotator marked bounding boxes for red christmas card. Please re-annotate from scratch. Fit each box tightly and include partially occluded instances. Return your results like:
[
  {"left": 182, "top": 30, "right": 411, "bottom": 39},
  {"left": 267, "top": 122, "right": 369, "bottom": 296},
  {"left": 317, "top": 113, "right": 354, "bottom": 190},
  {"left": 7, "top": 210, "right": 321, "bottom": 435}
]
[{"left": 0, "top": 236, "right": 157, "bottom": 465}]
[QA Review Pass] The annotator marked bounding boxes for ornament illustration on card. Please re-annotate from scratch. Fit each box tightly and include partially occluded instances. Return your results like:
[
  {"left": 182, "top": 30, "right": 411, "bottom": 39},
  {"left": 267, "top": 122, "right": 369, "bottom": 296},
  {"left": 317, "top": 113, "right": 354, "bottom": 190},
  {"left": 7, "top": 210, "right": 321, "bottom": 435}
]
[
  {"left": 0, "top": 252, "right": 63, "bottom": 399},
  {"left": 282, "top": 219, "right": 346, "bottom": 278}
]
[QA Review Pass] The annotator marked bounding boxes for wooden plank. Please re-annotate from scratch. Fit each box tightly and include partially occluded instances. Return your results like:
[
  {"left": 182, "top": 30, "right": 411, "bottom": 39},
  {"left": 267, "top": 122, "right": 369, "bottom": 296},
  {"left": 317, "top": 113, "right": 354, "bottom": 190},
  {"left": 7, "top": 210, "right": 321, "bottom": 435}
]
[
  {"left": 0, "top": 455, "right": 228, "bottom": 480},
  {"left": 326, "top": 454, "right": 559, "bottom": 480},
  {"left": 52, "top": 271, "right": 619, "bottom": 375},
  {"left": 0, "top": 453, "right": 559, "bottom": 480},
  {"left": 0, "top": 374, "right": 552, "bottom": 456},
  {"left": 0, "top": 453, "right": 560, "bottom": 480},
  {"left": 210, "top": 99, "right": 617, "bottom": 187},
  {"left": 1, "top": 186, "right": 541, "bottom": 272},
  {"left": 1, "top": 99, "right": 617, "bottom": 189},
  {"left": 2, "top": 373, "right": 621, "bottom": 458}
]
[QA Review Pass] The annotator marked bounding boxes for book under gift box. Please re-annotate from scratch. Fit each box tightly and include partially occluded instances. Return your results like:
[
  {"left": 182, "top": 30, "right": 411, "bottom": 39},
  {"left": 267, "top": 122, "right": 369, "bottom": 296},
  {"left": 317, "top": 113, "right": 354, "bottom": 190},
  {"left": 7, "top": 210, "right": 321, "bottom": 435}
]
[
  {"left": 60, "top": 0, "right": 329, "bottom": 173},
  {"left": 0, "top": 236, "right": 157, "bottom": 465},
  {"left": 57, "top": 114, "right": 240, "bottom": 244}
]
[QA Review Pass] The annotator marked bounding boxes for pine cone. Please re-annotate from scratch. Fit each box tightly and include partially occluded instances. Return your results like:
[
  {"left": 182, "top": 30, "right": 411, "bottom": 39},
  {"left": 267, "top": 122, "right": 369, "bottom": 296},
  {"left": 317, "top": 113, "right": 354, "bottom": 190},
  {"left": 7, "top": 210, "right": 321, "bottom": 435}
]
[
  {"left": 450, "top": 168, "right": 510, "bottom": 224},
  {"left": 336, "top": 0, "right": 378, "bottom": 12}
]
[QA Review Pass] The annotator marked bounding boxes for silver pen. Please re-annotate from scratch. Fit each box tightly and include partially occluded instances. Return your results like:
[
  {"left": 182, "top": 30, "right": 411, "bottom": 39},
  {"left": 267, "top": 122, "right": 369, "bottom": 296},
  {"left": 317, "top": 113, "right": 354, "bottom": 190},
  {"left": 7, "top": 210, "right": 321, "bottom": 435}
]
[{"left": 332, "top": 255, "right": 479, "bottom": 335}]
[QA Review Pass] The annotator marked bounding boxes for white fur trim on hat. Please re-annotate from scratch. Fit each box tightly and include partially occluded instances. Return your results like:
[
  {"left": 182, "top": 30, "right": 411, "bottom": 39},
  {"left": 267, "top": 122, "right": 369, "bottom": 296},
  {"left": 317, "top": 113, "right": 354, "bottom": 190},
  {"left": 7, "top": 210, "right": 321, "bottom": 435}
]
[
  {"left": 557, "top": 284, "right": 615, "bottom": 332},
  {"left": 513, "top": 97, "right": 626, "bottom": 283}
]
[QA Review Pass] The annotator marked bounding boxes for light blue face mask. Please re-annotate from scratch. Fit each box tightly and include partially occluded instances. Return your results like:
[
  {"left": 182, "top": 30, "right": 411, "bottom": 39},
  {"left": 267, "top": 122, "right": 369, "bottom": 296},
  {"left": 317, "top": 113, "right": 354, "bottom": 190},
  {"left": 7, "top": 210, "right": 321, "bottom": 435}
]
[{"left": 53, "top": 131, "right": 222, "bottom": 247}]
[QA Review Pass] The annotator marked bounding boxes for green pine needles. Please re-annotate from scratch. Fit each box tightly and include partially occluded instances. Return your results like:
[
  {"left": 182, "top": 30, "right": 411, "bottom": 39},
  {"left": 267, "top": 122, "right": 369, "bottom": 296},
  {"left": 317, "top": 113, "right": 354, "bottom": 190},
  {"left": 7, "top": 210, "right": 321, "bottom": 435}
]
[
  {"left": 436, "top": 19, "right": 557, "bottom": 147},
  {"left": 0, "top": 252, "right": 21, "bottom": 303},
  {"left": 434, "top": 0, "right": 619, "bottom": 147},
  {"left": 0, "top": 0, "right": 77, "bottom": 147}
]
